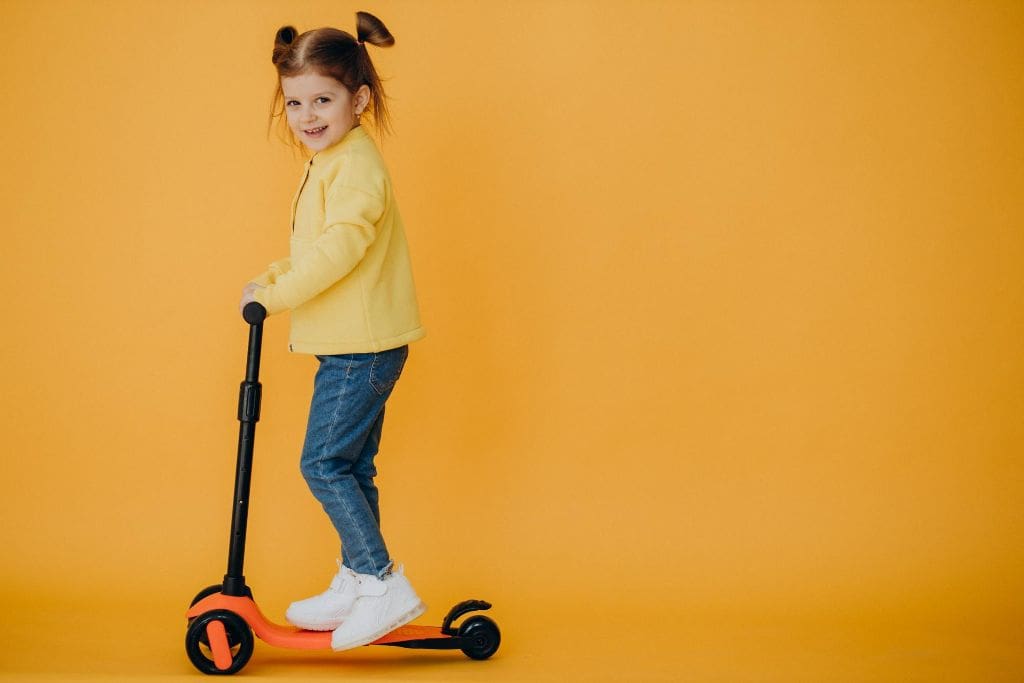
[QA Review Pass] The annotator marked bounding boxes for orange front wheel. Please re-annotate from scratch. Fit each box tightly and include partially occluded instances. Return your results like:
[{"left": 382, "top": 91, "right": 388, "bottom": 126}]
[{"left": 185, "top": 609, "right": 254, "bottom": 675}]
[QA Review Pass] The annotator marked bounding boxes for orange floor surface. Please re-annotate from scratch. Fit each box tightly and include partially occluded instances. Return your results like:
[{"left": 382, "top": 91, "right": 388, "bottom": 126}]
[{"left": 0, "top": 594, "right": 1020, "bottom": 681}]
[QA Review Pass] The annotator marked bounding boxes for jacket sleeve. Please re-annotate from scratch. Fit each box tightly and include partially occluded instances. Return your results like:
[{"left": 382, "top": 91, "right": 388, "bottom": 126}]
[
  {"left": 252, "top": 183, "right": 384, "bottom": 315},
  {"left": 247, "top": 256, "right": 292, "bottom": 287}
]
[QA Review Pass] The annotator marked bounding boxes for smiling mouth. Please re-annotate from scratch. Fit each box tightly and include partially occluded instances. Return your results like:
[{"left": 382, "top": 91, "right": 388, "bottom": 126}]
[{"left": 305, "top": 125, "right": 327, "bottom": 135}]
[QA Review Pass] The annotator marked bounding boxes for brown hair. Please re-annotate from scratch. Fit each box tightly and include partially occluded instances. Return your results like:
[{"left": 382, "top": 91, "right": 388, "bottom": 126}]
[{"left": 267, "top": 11, "right": 395, "bottom": 151}]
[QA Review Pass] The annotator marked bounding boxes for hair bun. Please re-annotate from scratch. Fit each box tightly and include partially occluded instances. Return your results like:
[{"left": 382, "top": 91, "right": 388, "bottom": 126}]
[
  {"left": 355, "top": 11, "right": 395, "bottom": 48},
  {"left": 275, "top": 26, "right": 298, "bottom": 45}
]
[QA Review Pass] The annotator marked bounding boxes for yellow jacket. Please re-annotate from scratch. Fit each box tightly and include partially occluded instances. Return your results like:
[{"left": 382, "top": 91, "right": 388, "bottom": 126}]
[{"left": 248, "top": 125, "right": 425, "bottom": 354}]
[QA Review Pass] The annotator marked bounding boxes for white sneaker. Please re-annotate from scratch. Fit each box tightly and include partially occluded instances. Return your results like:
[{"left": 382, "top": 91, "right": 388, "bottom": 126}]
[
  {"left": 330, "top": 565, "right": 427, "bottom": 651},
  {"left": 285, "top": 559, "right": 359, "bottom": 631}
]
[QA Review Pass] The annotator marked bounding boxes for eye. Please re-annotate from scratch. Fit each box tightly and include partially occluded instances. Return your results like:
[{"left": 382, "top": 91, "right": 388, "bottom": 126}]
[{"left": 285, "top": 97, "right": 330, "bottom": 107}]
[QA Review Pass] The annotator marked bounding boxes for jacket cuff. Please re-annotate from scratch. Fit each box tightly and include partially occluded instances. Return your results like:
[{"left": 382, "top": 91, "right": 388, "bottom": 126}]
[{"left": 252, "top": 283, "right": 289, "bottom": 316}]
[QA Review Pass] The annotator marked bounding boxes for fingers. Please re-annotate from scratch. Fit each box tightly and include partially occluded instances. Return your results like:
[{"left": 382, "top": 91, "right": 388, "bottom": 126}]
[
  {"left": 239, "top": 282, "right": 264, "bottom": 316},
  {"left": 239, "top": 291, "right": 252, "bottom": 315}
]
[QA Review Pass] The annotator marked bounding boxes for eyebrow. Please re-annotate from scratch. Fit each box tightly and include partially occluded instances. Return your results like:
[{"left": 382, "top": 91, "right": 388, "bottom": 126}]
[{"left": 284, "top": 91, "right": 336, "bottom": 99}]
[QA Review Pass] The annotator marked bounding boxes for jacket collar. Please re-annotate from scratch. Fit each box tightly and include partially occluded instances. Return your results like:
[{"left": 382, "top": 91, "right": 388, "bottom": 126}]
[{"left": 308, "top": 124, "right": 368, "bottom": 165}]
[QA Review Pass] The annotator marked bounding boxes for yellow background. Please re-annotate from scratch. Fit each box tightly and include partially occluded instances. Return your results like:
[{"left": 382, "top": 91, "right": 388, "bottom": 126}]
[{"left": 1, "top": 0, "right": 1021, "bottom": 680}]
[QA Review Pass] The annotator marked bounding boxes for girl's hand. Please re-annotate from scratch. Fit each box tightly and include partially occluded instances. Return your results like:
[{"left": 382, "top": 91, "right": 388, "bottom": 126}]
[{"left": 239, "top": 282, "right": 264, "bottom": 316}]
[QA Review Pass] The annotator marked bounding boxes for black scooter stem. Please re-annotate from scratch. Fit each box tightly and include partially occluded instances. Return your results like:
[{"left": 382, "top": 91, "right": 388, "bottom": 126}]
[{"left": 224, "top": 302, "right": 267, "bottom": 596}]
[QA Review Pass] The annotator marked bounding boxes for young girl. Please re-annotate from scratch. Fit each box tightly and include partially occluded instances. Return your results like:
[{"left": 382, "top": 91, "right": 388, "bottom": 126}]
[{"left": 238, "top": 11, "right": 427, "bottom": 652}]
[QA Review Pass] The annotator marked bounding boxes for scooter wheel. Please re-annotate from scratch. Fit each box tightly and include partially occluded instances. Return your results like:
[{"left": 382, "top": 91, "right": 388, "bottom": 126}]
[
  {"left": 185, "top": 609, "right": 254, "bottom": 675},
  {"left": 458, "top": 615, "right": 500, "bottom": 660},
  {"left": 187, "top": 586, "right": 255, "bottom": 649}
]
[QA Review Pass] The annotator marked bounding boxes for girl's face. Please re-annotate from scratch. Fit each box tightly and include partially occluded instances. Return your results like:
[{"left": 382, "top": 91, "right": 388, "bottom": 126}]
[{"left": 281, "top": 71, "right": 369, "bottom": 152}]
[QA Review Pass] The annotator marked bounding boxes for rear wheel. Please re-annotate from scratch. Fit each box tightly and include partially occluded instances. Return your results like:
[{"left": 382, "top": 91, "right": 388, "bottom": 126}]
[{"left": 459, "top": 615, "right": 500, "bottom": 660}]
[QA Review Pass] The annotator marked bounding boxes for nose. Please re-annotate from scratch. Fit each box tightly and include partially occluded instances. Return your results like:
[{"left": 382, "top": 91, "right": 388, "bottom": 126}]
[{"left": 297, "top": 104, "right": 316, "bottom": 124}]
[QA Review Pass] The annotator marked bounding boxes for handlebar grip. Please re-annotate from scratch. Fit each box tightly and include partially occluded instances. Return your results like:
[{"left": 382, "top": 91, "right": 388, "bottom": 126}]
[{"left": 243, "top": 302, "right": 267, "bottom": 325}]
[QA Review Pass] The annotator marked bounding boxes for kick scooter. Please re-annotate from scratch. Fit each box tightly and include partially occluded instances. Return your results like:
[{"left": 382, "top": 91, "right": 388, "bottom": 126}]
[{"left": 185, "top": 301, "right": 500, "bottom": 675}]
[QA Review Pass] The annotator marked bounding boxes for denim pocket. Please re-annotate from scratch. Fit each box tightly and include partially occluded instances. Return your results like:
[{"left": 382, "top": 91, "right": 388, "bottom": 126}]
[{"left": 369, "top": 346, "right": 408, "bottom": 396}]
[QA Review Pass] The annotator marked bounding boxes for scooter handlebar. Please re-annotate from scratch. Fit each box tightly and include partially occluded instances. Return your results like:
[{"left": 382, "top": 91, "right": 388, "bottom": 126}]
[{"left": 243, "top": 302, "right": 267, "bottom": 325}]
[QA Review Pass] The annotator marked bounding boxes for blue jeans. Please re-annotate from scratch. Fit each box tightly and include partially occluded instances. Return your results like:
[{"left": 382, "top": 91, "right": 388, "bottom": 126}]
[{"left": 299, "top": 345, "right": 409, "bottom": 579}]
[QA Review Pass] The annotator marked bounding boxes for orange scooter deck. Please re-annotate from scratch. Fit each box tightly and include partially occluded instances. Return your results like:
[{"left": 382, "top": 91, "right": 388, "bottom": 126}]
[{"left": 186, "top": 593, "right": 449, "bottom": 650}]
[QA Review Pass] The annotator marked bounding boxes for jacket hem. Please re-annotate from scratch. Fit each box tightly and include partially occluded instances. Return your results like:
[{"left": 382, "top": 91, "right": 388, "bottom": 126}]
[{"left": 288, "top": 327, "right": 426, "bottom": 354}]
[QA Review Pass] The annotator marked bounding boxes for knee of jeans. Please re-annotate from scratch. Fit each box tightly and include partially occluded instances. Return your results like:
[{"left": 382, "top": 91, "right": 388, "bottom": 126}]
[{"left": 300, "top": 450, "right": 352, "bottom": 483}]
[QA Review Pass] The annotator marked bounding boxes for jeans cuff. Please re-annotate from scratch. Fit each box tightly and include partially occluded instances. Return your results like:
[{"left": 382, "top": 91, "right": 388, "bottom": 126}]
[{"left": 376, "top": 560, "right": 394, "bottom": 580}]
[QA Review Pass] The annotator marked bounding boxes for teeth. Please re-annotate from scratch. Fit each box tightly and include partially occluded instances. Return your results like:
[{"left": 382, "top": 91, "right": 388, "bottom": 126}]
[{"left": 306, "top": 126, "right": 326, "bottom": 134}]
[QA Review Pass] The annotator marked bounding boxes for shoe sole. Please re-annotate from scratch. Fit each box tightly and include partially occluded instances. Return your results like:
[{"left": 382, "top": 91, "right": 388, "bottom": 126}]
[
  {"left": 287, "top": 619, "right": 342, "bottom": 631},
  {"left": 286, "top": 610, "right": 345, "bottom": 631},
  {"left": 331, "top": 601, "right": 428, "bottom": 651}
]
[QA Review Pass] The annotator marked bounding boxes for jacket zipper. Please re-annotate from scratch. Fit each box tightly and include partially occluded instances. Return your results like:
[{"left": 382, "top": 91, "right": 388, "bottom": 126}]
[
  {"left": 293, "top": 157, "right": 313, "bottom": 233},
  {"left": 290, "top": 158, "right": 314, "bottom": 352}
]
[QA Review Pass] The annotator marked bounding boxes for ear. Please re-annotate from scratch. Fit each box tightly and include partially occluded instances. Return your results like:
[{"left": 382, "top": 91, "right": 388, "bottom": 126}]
[{"left": 355, "top": 84, "right": 371, "bottom": 110}]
